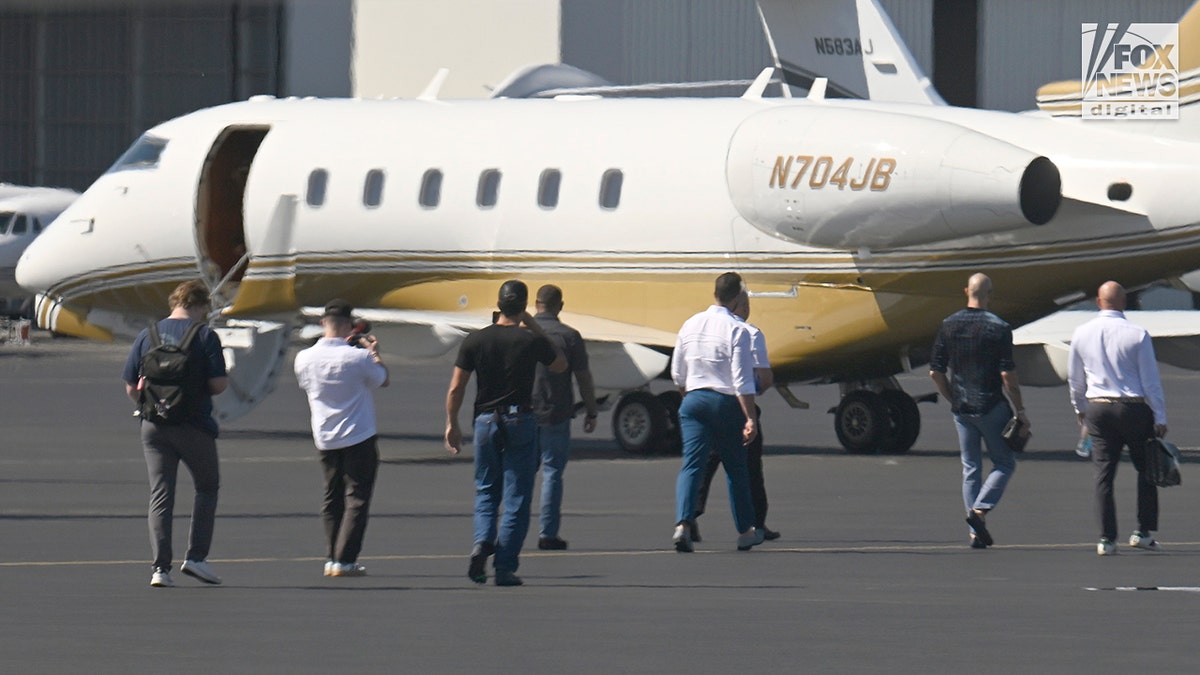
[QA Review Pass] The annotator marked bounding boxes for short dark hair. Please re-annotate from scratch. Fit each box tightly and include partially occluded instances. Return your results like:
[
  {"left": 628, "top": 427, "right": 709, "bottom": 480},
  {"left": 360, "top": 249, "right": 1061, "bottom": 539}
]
[
  {"left": 536, "top": 284, "right": 563, "bottom": 309},
  {"left": 497, "top": 279, "right": 528, "bottom": 317},
  {"left": 322, "top": 299, "right": 353, "bottom": 320},
  {"left": 714, "top": 272, "right": 744, "bottom": 305}
]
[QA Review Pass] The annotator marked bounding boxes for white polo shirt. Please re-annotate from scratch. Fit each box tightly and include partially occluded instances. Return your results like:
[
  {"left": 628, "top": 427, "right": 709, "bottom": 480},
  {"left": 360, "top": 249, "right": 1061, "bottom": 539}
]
[
  {"left": 671, "top": 305, "right": 756, "bottom": 396},
  {"left": 294, "top": 338, "right": 389, "bottom": 450}
]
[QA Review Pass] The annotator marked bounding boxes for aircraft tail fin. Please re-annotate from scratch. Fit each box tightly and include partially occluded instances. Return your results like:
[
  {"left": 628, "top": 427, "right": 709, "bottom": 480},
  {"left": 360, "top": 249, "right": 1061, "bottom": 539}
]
[
  {"left": 1035, "top": 0, "right": 1200, "bottom": 137},
  {"left": 756, "top": 0, "right": 944, "bottom": 104}
]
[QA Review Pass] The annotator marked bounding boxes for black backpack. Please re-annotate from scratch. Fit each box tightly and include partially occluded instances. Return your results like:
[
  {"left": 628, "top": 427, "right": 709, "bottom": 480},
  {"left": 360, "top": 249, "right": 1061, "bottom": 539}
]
[{"left": 137, "top": 322, "right": 205, "bottom": 425}]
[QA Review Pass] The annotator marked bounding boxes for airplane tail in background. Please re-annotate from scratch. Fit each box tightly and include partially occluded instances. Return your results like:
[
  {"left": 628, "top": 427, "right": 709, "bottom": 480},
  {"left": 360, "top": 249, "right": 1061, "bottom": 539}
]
[
  {"left": 756, "top": 0, "right": 944, "bottom": 104},
  {"left": 1035, "top": 0, "right": 1200, "bottom": 138}
]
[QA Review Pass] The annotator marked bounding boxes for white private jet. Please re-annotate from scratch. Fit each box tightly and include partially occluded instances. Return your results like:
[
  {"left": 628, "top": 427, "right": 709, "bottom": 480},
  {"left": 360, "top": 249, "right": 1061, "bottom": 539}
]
[
  {"left": 0, "top": 184, "right": 78, "bottom": 317},
  {"left": 16, "top": 2, "right": 1200, "bottom": 455}
]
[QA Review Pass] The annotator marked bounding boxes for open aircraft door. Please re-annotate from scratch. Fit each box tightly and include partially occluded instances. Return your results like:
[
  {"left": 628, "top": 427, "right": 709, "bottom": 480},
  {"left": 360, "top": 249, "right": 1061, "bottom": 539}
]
[{"left": 195, "top": 125, "right": 293, "bottom": 423}]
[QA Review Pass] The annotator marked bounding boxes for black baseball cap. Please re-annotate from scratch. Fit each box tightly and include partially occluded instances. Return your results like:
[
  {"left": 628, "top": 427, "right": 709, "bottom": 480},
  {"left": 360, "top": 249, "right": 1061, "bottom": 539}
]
[
  {"left": 322, "top": 299, "right": 353, "bottom": 319},
  {"left": 497, "top": 280, "right": 528, "bottom": 316}
]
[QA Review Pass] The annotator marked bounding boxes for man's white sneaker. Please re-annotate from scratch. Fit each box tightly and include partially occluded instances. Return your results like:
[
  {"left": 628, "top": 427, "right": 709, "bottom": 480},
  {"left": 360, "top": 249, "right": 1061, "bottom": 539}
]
[
  {"left": 329, "top": 562, "right": 367, "bottom": 577},
  {"left": 737, "top": 528, "right": 766, "bottom": 551},
  {"left": 324, "top": 560, "right": 335, "bottom": 577},
  {"left": 1097, "top": 539, "right": 1117, "bottom": 556},
  {"left": 180, "top": 559, "right": 222, "bottom": 585},
  {"left": 1129, "top": 532, "right": 1160, "bottom": 551},
  {"left": 150, "top": 569, "right": 175, "bottom": 587}
]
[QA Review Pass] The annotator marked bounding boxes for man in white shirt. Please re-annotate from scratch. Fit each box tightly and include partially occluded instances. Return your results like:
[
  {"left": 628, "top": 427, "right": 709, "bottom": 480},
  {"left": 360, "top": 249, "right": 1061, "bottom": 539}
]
[
  {"left": 294, "top": 299, "right": 390, "bottom": 576},
  {"left": 670, "top": 272, "right": 762, "bottom": 553},
  {"left": 1068, "top": 281, "right": 1168, "bottom": 556},
  {"left": 693, "top": 292, "right": 778, "bottom": 542}
]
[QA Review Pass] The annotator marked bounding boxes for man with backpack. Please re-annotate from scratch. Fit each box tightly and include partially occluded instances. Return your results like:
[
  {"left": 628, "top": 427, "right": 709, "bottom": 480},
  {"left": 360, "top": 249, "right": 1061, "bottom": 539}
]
[{"left": 122, "top": 280, "right": 228, "bottom": 588}]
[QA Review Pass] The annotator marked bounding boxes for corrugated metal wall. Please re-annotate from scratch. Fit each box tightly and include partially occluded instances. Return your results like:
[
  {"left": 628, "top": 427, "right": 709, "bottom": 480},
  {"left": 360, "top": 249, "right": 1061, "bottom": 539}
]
[
  {"left": 0, "top": 2, "right": 281, "bottom": 190},
  {"left": 979, "top": 0, "right": 1191, "bottom": 111},
  {"left": 561, "top": 0, "right": 934, "bottom": 93}
]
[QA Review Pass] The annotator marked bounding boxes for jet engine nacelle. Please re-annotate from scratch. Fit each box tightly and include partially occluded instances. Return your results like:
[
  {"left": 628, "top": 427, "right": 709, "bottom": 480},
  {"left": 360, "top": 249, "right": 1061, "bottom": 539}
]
[{"left": 726, "top": 106, "right": 1062, "bottom": 249}]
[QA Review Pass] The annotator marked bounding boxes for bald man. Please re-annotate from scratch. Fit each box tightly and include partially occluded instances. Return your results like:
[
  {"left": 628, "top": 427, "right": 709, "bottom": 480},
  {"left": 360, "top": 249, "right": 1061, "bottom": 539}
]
[
  {"left": 931, "top": 273, "right": 1027, "bottom": 549},
  {"left": 1068, "top": 281, "right": 1168, "bottom": 556}
]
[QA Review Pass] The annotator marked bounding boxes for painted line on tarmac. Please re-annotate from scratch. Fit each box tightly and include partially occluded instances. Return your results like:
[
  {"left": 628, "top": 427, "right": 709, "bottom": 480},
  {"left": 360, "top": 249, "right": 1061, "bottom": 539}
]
[
  {"left": 1085, "top": 586, "right": 1200, "bottom": 592},
  {"left": 7, "top": 541, "right": 1197, "bottom": 568}
]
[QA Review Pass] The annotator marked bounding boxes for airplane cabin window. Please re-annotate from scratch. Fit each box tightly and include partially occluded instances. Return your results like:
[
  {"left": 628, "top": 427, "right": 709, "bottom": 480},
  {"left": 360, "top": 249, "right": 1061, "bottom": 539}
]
[
  {"left": 477, "top": 169, "right": 501, "bottom": 208},
  {"left": 364, "top": 169, "right": 385, "bottom": 208},
  {"left": 0, "top": 212, "right": 11, "bottom": 235},
  {"left": 105, "top": 134, "right": 168, "bottom": 174},
  {"left": 538, "top": 169, "right": 561, "bottom": 208},
  {"left": 307, "top": 169, "right": 329, "bottom": 207},
  {"left": 11, "top": 214, "right": 27, "bottom": 235},
  {"left": 420, "top": 169, "right": 443, "bottom": 208},
  {"left": 600, "top": 169, "right": 623, "bottom": 209}
]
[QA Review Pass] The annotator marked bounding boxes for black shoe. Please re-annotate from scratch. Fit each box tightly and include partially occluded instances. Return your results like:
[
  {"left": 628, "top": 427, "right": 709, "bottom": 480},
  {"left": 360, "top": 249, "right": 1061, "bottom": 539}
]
[
  {"left": 689, "top": 520, "right": 702, "bottom": 543},
  {"left": 970, "top": 535, "right": 989, "bottom": 549},
  {"left": 468, "top": 542, "right": 494, "bottom": 584},
  {"left": 760, "top": 527, "right": 781, "bottom": 541},
  {"left": 494, "top": 570, "right": 523, "bottom": 587},
  {"left": 538, "top": 536, "right": 568, "bottom": 550},
  {"left": 965, "top": 511, "right": 993, "bottom": 547}
]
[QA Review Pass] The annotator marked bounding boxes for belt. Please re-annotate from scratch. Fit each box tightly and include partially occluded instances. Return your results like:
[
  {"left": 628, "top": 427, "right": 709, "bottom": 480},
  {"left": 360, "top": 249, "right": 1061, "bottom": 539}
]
[
  {"left": 1087, "top": 396, "right": 1145, "bottom": 404},
  {"left": 484, "top": 405, "right": 532, "bottom": 415}
]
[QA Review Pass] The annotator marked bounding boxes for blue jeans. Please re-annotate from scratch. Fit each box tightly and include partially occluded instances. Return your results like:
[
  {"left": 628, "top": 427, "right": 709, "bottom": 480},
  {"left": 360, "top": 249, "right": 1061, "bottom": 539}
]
[
  {"left": 473, "top": 411, "right": 538, "bottom": 573},
  {"left": 676, "top": 390, "right": 755, "bottom": 533},
  {"left": 954, "top": 401, "right": 1017, "bottom": 515},
  {"left": 537, "top": 419, "right": 571, "bottom": 539}
]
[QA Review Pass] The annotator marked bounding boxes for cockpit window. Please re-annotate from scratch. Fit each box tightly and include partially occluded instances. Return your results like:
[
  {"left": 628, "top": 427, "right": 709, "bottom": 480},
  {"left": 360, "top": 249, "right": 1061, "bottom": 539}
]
[
  {"left": 105, "top": 134, "right": 168, "bottom": 174},
  {"left": 11, "top": 214, "right": 27, "bottom": 235},
  {"left": 0, "top": 212, "right": 11, "bottom": 235}
]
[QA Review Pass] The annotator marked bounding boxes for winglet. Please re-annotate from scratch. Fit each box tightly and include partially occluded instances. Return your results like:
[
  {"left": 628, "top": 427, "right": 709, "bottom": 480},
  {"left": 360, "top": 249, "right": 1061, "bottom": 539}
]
[
  {"left": 741, "top": 67, "right": 777, "bottom": 99},
  {"left": 418, "top": 68, "right": 450, "bottom": 101}
]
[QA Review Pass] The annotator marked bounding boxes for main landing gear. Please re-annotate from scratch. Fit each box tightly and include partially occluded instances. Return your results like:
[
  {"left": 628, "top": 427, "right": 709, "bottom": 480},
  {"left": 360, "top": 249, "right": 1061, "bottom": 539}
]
[
  {"left": 611, "top": 389, "right": 682, "bottom": 455},
  {"left": 831, "top": 380, "right": 932, "bottom": 454},
  {"left": 609, "top": 379, "right": 932, "bottom": 456}
]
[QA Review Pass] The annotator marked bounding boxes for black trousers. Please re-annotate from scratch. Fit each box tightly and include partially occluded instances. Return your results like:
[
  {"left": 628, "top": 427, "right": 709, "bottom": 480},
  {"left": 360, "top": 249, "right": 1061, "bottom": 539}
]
[
  {"left": 1086, "top": 401, "right": 1158, "bottom": 541},
  {"left": 696, "top": 406, "right": 767, "bottom": 528},
  {"left": 320, "top": 436, "right": 380, "bottom": 563}
]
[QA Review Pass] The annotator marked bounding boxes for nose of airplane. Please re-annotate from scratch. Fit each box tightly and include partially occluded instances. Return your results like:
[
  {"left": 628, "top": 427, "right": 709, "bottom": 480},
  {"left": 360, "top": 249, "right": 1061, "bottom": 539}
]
[{"left": 15, "top": 216, "right": 75, "bottom": 294}]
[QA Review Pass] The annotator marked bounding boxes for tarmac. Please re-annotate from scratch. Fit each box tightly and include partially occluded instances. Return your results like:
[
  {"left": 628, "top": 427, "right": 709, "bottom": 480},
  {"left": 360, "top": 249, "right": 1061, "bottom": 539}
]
[{"left": 2, "top": 332, "right": 1198, "bottom": 673}]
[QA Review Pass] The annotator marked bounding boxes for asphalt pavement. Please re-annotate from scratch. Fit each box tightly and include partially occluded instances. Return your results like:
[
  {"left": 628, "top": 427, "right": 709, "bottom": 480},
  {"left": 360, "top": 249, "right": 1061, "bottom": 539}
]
[{"left": 1, "top": 332, "right": 1198, "bottom": 673}]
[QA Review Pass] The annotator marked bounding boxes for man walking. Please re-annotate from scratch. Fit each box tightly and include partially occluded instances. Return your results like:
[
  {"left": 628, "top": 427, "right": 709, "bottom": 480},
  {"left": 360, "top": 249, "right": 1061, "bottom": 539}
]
[
  {"left": 693, "top": 291, "right": 778, "bottom": 542},
  {"left": 671, "top": 272, "right": 762, "bottom": 553},
  {"left": 294, "top": 299, "right": 390, "bottom": 577},
  {"left": 930, "top": 273, "right": 1027, "bottom": 549},
  {"left": 530, "top": 285, "right": 598, "bottom": 551},
  {"left": 122, "top": 280, "right": 227, "bottom": 587},
  {"left": 1068, "top": 281, "right": 1168, "bottom": 556},
  {"left": 445, "top": 280, "right": 566, "bottom": 586}
]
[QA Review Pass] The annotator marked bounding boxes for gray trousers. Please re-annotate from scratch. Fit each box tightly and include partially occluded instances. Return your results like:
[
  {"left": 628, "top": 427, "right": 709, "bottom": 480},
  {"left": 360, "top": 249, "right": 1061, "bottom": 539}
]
[{"left": 142, "top": 423, "right": 220, "bottom": 571}]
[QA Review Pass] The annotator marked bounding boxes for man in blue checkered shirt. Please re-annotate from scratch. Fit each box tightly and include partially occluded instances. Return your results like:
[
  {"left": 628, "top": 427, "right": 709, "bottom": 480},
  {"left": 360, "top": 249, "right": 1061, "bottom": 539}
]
[{"left": 930, "top": 273, "right": 1028, "bottom": 549}]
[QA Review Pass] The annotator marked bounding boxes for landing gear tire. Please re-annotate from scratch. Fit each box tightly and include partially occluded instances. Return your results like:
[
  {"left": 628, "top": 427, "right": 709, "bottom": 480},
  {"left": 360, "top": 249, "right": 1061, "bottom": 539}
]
[
  {"left": 613, "top": 391, "right": 670, "bottom": 455},
  {"left": 834, "top": 390, "right": 886, "bottom": 454},
  {"left": 879, "top": 390, "right": 920, "bottom": 454}
]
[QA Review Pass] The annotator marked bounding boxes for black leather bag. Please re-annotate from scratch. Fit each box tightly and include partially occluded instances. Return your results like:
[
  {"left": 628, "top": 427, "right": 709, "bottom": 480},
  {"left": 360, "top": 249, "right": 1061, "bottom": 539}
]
[
  {"left": 1145, "top": 438, "right": 1182, "bottom": 487},
  {"left": 1001, "top": 416, "right": 1030, "bottom": 453}
]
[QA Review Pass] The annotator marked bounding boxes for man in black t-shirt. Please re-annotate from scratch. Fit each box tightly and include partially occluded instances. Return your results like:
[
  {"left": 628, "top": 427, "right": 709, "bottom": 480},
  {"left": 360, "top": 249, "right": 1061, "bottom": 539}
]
[{"left": 445, "top": 280, "right": 566, "bottom": 586}]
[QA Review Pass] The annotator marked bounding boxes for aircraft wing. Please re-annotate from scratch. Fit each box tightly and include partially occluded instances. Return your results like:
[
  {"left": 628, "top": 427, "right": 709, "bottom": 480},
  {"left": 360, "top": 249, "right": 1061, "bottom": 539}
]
[
  {"left": 297, "top": 307, "right": 674, "bottom": 391},
  {"left": 1012, "top": 310, "right": 1200, "bottom": 386},
  {"left": 756, "top": 0, "right": 944, "bottom": 104}
]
